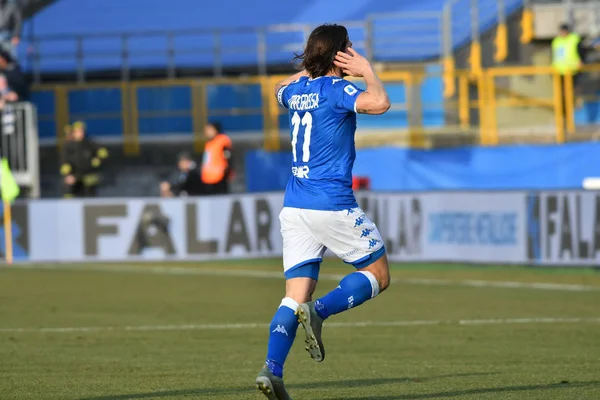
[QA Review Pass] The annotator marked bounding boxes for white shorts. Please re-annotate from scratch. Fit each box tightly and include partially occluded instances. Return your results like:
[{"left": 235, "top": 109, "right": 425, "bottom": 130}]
[{"left": 280, "top": 206, "right": 385, "bottom": 280}]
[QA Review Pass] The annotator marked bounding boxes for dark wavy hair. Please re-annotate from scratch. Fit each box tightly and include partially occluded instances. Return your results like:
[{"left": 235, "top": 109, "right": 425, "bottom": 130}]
[{"left": 293, "top": 24, "right": 349, "bottom": 78}]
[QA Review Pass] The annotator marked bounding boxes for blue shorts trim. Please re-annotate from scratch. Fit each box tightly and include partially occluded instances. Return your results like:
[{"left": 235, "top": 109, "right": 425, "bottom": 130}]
[
  {"left": 285, "top": 258, "right": 321, "bottom": 280},
  {"left": 346, "top": 246, "right": 386, "bottom": 270}
]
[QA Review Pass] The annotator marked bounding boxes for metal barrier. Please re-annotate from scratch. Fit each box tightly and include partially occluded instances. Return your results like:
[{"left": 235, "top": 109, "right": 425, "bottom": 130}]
[
  {"left": 0, "top": 102, "right": 40, "bottom": 198},
  {"left": 23, "top": 0, "right": 524, "bottom": 87},
  {"left": 482, "top": 64, "right": 600, "bottom": 145},
  {"left": 24, "top": 23, "right": 368, "bottom": 84},
  {"left": 37, "top": 77, "right": 266, "bottom": 154}
]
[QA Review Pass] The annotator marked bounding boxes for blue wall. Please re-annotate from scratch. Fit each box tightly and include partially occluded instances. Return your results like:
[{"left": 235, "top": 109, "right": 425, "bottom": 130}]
[
  {"left": 246, "top": 142, "right": 600, "bottom": 192},
  {"left": 30, "top": 73, "right": 447, "bottom": 139}
]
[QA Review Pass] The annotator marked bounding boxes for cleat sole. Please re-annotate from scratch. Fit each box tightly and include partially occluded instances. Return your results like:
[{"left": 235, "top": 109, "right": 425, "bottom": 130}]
[
  {"left": 256, "top": 376, "right": 277, "bottom": 400},
  {"left": 296, "top": 304, "right": 325, "bottom": 363}
]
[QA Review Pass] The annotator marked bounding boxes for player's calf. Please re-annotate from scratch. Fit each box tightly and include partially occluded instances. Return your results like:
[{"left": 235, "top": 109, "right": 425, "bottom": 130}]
[
  {"left": 313, "top": 248, "right": 388, "bottom": 322},
  {"left": 360, "top": 252, "right": 391, "bottom": 292},
  {"left": 262, "top": 275, "right": 317, "bottom": 377},
  {"left": 297, "top": 251, "right": 389, "bottom": 363},
  {"left": 264, "top": 297, "right": 300, "bottom": 379}
]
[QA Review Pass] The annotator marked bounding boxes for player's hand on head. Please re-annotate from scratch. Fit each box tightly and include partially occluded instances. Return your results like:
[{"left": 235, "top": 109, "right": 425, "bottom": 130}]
[{"left": 334, "top": 48, "right": 371, "bottom": 78}]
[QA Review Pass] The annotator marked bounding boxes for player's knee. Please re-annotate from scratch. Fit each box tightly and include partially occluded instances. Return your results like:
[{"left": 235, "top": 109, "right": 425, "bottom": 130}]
[
  {"left": 377, "top": 270, "right": 391, "bottom": 292},
  {"left": 362, "top": 257, "right": 390, "bottom": 292},
  {"left": 285, "top": 277, "right": 318, "bottom": 304},
  {"left": 285, "top": 292, "right": 312, "bottom": 304}
]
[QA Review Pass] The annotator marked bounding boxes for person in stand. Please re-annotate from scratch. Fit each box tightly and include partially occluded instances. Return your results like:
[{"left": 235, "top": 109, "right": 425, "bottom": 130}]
[
  {"left": 552, "top": 23, "right": 587, "bottom": 115},
  {"left": 0, "top": 0, "right": 21, "bottom": 59},
  {"left": 0, "top": 49, "right": 28, "bottom": 101},
  {"left": 60, "top": 121, "right": 109, "bottom": 198},
  {"left": 159, "top": 152, "right": 204, "bottom": 197},
  {"left": 200, "top": 122, "right": 233, "bottom": 195}
]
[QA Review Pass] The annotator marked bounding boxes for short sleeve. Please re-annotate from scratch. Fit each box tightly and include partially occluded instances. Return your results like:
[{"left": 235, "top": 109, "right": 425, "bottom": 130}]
[
  {"left": 333, "top": 81, "right": 364, "bottom": 113},
  {"left": 277, "top": 85, "right": 290, "bottom": 108}
]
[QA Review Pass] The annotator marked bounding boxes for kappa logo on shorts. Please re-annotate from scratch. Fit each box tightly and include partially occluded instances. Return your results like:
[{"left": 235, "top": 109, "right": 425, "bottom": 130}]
[
  {"left": 346, "top": 209, "right": 355, "bottom": 215},
  {"left": 354, "top": 216, "right": 365, "bottom": 227},
  {"left": 360, "top": 228, "right": 373, "bottom": 238},
  {"left": 368, "top": 239, "right": 379, "bottom": 249}
]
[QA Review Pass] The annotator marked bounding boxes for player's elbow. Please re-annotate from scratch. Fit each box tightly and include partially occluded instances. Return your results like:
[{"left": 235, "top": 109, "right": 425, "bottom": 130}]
[
  {"left": 371, "top": 97, "right": 391, "bottom": 115},
  {"left": 380, "top": 98, "right": 391, "bottom": 114}
]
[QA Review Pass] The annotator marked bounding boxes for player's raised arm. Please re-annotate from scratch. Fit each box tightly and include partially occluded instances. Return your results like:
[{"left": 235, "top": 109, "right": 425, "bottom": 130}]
[
  {"left": 274, "top": 70, "right": 309, "bottom": 98},
  {"left": 334, "top": 48, "right": 390, "bottom": 115}
]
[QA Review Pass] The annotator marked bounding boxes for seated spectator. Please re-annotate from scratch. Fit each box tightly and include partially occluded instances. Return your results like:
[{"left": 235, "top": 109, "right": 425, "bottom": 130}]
[
  {"left": 160, "top": 152, "right": 205, "bottom": 197},
  {"left": 0, "top": 48, "right": 27, "bottom": 100},
  {"left": 0, "top": 0, "right": 21, "bottom": 59},
  {"left": 60, "top": 121, "right": 109, "bottom": 198}
]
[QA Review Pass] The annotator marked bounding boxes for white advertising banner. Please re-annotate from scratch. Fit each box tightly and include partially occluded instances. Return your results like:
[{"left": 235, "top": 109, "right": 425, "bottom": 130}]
[
  {"left": 26, "top": 194, "right": 285, "bottom": 262},
  {"left": 525, "top": 191, "right": 600, "bottom": 265},
  {"left": 355, "top": 192, "right": 526, "bottom": 263},
  {"left": 8, "top": 191, "right": 598, "bottom": 266}
]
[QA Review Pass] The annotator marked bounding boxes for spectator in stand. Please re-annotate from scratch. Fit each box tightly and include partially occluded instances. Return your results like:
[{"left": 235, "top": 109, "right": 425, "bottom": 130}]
[
  {"left": 0, "top": 0, "right": 21, "bottom": 59},
  {"left": 0, "top": 72, "right": 17, "bottom": 135},
  {"left": 0, "top": 73, "right": 17, "bottom": 104},
  {"left": 552, "top": 24, "right": 586, "bottom": 94},
  {"left": 201, "top": 122, "right": 233, "bottom": 195},
  {"left": 60, "top": 121, "right": 109, "bottom": 198},
  {"left": 0, "top": 49, "right": 27, "bottom": 100},
  {"left": 159, "top": 152, "right": 204, "bottom": 197}
]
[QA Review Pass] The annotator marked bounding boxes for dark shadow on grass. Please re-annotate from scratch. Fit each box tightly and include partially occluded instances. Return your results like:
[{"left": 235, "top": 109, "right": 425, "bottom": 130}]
[
  {"left": 324, "top": 380, "right": 600, "bottom": 400},
  {"left": 78, "top": 372, "right": 494, "bottom": 400}
]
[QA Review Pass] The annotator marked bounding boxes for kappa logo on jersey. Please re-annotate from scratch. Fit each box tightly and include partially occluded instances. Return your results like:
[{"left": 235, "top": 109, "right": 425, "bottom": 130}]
[
  {"left": 292, "top": 165, "right": 310, "bottom": 179},
  {"left": 272, "top": 325, "right": 289, "bottom": 336},
  {"left": 344, "top": 85, "right": 358, "bottom": 96}
]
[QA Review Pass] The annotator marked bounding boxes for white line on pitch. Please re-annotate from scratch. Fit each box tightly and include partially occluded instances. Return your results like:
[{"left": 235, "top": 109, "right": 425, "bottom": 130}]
[
  {"left": 4, "top": 263, "right": 600, "bottom": 292},
  {"left": 1, "top": 317, "right": 599, "bottom": 334}
]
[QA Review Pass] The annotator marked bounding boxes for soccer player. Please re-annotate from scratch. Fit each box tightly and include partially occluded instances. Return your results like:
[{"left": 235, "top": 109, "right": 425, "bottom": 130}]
[{"left": 255, "top": 24, "right": 391, "bottom": 400}]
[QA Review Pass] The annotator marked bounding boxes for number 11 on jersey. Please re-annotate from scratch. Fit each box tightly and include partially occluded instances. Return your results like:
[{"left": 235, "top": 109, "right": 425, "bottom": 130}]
[{"left": 291, "top": 111, "right": 313, "bottom": 163}]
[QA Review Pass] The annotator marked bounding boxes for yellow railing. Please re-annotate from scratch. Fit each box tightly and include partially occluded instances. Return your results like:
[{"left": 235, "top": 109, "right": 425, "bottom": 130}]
[
  {"left": 481, "top": 64, "right": 600, "bottom": 145},
  {"left": 33, "top": 64, "right": 600, "bottom": 154}
]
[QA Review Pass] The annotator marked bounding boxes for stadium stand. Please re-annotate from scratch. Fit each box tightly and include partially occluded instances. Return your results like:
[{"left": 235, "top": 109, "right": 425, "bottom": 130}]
[
  {"left": 22, "top": 0, "right": 523, "bottom": 72},
  {"left": 10, "top": 0, "right": 600, "bottom": 198}
]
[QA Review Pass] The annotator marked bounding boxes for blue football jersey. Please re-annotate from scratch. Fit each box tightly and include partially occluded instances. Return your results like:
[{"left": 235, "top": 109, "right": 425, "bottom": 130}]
[{"left": 277, "top": 76, "right": 364, "bottom": 211}]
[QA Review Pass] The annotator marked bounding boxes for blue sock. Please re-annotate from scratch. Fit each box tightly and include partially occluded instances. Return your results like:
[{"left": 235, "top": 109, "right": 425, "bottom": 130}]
[
  {"left": 265, "top": 298, "right": 299, "bottom": 378},
  {"left": 314, "top": 271, "right": 379, "bottom": 320}
]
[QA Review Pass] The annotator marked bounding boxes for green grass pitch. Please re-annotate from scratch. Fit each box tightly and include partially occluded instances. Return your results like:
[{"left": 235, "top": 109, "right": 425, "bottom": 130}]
[{"left": 1, "top": 259, "right": 600, "bottom": 399}]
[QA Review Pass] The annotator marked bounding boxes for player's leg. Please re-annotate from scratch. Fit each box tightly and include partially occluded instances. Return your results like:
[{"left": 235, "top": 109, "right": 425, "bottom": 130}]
[
  {"left": 297, "top": 208, "right": 390, "bottom": 362},
  {"left": 258, "top": 276, "right": 317, "bottom": 400},
  {"left": 264, "top": 275, "right": 317, "bottom": 378},
  {"left": 257, "top": 207, "right": 325, "bottom": 399}
]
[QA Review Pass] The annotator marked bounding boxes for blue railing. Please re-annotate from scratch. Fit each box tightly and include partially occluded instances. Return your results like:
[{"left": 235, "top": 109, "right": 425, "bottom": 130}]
[{"left": 21, "top": 0, "right": 524, "bottom": 82}]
